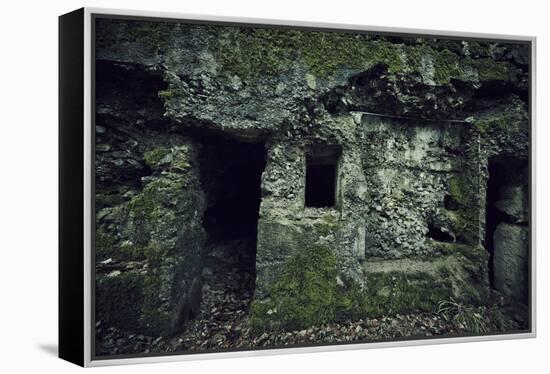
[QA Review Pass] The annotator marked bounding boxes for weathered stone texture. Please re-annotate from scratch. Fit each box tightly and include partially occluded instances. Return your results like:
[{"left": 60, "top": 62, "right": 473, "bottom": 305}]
[
  {"left": 94, "top": 18, "right": 530, "bottom": 334},
  {"left": 493, "top": 223, "right": 529, "bottom": 304}
]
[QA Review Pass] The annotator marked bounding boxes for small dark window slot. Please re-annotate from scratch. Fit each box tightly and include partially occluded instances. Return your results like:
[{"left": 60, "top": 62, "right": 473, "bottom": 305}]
[{"left": 305, "top": 146, "right": 341, "bottom": 208}]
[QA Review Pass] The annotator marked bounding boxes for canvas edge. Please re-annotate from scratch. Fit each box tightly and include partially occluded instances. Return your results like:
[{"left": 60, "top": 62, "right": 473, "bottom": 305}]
[
  {"left": 83, "top": 7, "right": 92, "bottom": 368},
  {"left": 58, "top": 7, "right": 86, "bottom": 367},
  {"left": 529, "top": 35, "right": 537, "bottom": 339},
  {"left": 79, "top": 7, "right": 537, "bottom": 367}
]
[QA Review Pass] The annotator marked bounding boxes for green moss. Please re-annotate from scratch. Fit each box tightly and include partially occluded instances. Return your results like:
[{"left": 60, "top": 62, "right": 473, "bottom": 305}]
[
  {"left": 250, "top": 236, "right": 459, "bottom": 331},
  {"left": 250, "top": 245, "right": 368, "bottom": 331},
  {"left": 171, "top": 147, "right": 192, "bottom": 172},
  {"left": 95, "top": 252, "right": 176, "bottom": 335},
  {"left": 459, "top": 283, "right": 486, "bottom": 305},
  {"left": 471, "top": 58, "right": 513, "bottom": 82},
  {"left": 140, "top": 267, "right": 172, "bottom": 335},
  {"left": 436, "top": 264, "right": 453, "bottom": 279},
  {"left": 144, "top": 147, "right": 170, "bottom": 168},
  {"left": 456, "top": 244, "right": 488, "bottom": 265},
  {"left": 158, "top": 88, "right": 177, "bottom": 101},
  {"left": 448, "top": 175, "right": 473, "bottom": 207},
  {"left": 97, "top": 258, "right": 174, "bottom": 336},
  {"left": 424, "top": 242, "right": 489, "bottom": 304},
  {"left": 432, "top": 49, "right": 464, "bottom": 84},
  {"left": 431, "top": 241, "right": 483, "bottom": 261},
  {"left": 467, "top": 41, "right": 492, "bottom": 57},
  {"left": 447, "top": 175, "right": 479, "bottom": 243},
  {"left": 124, "top": 178, "right": 186, "bottom": 247},
  {"left": 363, "top": 271, "right": 453, "bottom": 316},
  {"left": 404, "top": 45, "right": 464, "bottom": 84},
  {"left": 127, "top": 185, "right": 156, "bottom": 219},
  {"left": 249, "top": 244, "right": 454, "bottom": 331},
  {"left": 96, "top": 271, "right": 144, "bottom": 331},
  {"left": 473, "top": 111, "right": 526, "bottom": 135},
  {"left": 95, "top": 228, "right": 116, "bottom": 259},
  {"left": 212, "top": 29, "right": 414, "bottom": 81},
  {"left": 315, "top": 215, "right": 342, "bottom": 236},
  {"left": 100, "top": 20, "right": 518, "bottom": 86},
  {"left": 121, "top": 243, "right": 149, "bottom": 261},
  {"left": 95, "top": 193, "right": 126, "bottom": 209},
  {"left": 143, "top": 243, "right": 168, "bottom": 267},
  {"left": 211, "top": 27, "right": 518, "bottom": 85},
  {"left": 95, "top": 228, "right": 148, "bottom": 261},
  {"left": 126, "top": 179, "right": 170, "bottom": 220}
]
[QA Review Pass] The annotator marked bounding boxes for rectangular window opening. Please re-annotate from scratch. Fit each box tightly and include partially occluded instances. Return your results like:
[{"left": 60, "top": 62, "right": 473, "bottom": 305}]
[{"left": 305, "top": 146, "right": 341, "bottom": 208}]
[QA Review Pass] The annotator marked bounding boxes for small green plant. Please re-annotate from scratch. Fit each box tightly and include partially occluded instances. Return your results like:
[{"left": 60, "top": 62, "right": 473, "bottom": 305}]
[{"left": 436, "top": 298, "right": 488, "bottom": 334}]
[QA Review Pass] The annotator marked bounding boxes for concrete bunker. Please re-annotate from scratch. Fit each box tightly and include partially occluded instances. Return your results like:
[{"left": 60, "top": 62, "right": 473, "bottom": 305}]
[
  {"left": 92, "top": 21, "right": 532, "bottom": 350},
  {"left": 198, "top": 134, "right": 267, "bottom": 298}
]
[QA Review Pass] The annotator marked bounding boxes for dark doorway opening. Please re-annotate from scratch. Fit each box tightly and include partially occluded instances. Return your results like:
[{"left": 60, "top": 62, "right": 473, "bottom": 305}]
[
  {"left": 198, "top": 135, "right": 266, "bottom": 305},
  {"left": 200, "top": 136, "right": 265, "bottom": 268},
  {"left": 305, "top": 146, "right": 341, "bottom": 208},
  {"left": 200, "top": 138, "right": 266, "bottom": 244},
  {"left": 485, "top": 156, "right": 528, "bottom": 290}
]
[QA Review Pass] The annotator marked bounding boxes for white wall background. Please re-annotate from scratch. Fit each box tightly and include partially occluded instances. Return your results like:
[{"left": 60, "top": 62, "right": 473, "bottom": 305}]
[{"left": 0, "top": 0, "right": 547, "bottom": 371}]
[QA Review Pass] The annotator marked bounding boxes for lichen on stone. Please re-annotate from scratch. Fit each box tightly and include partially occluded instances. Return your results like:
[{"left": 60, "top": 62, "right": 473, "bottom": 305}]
[
  {"left": 144, "top": 147, "right": 171, "bottom": 168},
  {"left": 363, "top": 271, "right": 453, "bottom": 316},
  {"left": 93, "top": 17, "right": 530, "bottom": 348},
  {"left": 249, "top": 244, "right": 365, "bottom": 331}
]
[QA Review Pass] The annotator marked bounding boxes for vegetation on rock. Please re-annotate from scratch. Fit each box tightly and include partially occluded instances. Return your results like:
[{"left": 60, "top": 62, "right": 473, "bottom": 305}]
[{"left": 93, "top": 17, "right": 530, "bottom": 355}]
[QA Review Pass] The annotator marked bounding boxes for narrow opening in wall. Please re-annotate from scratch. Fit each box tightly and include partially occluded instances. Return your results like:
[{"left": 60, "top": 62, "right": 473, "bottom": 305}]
[
  {"left": 427, "top": 223, "right": 455, "bottom": 242},
  {"left": 198, "top": 135, "right": 266, "bottom": 317},
  {"left": 305, "top": 146, "right": 341, "bottom": 208},
  {"left": 486, "top": 156, "right": 528, "bottom": 295}
]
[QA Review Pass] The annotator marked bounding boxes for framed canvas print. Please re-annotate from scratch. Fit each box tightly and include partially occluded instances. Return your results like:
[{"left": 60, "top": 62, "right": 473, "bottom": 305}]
[{"left": 59, "top": 7, "right": 536, "bottom": 367}]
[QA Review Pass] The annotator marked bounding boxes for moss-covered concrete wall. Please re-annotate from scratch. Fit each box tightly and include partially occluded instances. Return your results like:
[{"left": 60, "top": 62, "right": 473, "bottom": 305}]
[
  {"left": 96, "top": 139, "right": 207, "bottom": 336},
  {"left": 94, "top": 18, "right": 530, "bottom": 335}
]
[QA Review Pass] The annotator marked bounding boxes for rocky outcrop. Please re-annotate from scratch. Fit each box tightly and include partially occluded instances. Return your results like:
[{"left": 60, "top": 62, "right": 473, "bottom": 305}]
[
  {"left": 94, "top": 60, "right": 207, "bottom": 337},
  {"left": 96, "top": 140, "right": 206, "bottom": 336}
]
